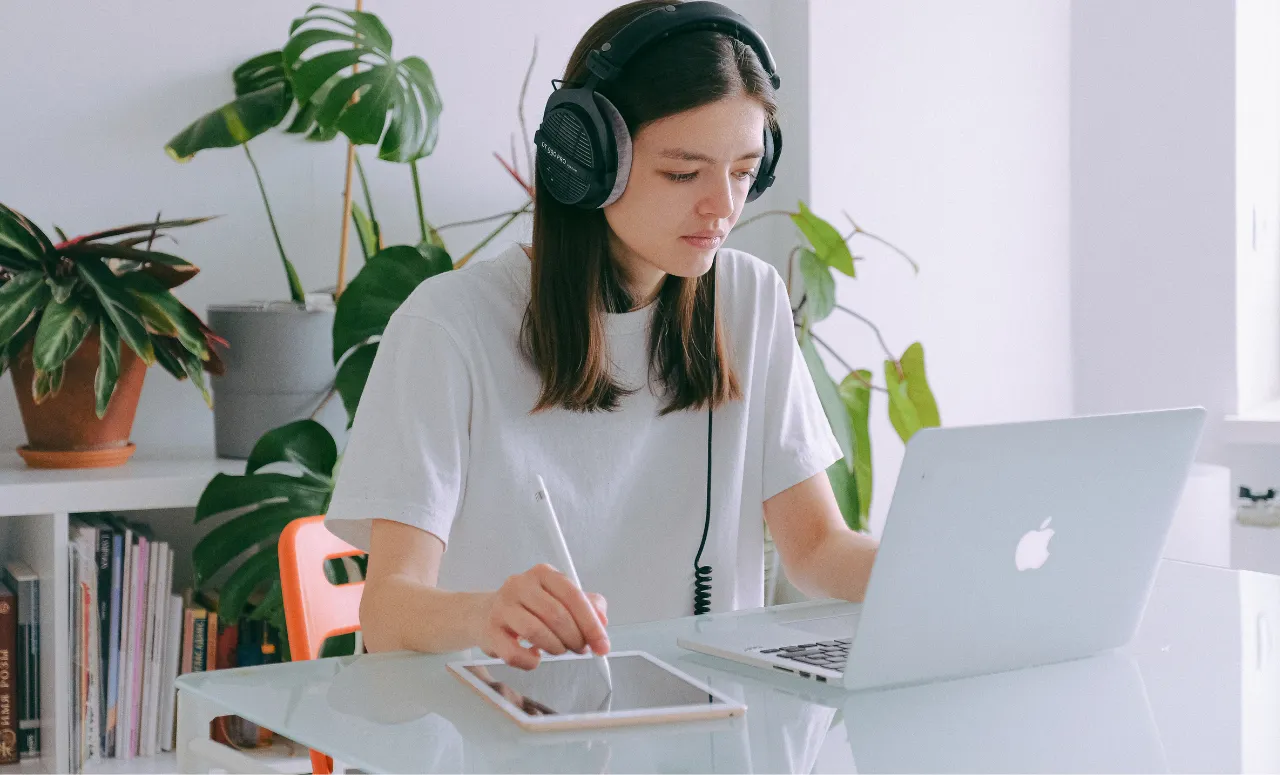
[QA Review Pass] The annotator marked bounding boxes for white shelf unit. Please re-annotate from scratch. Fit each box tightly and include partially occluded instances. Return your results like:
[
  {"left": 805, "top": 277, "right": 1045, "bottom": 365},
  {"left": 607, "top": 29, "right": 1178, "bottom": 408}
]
[{"left": 0, "top": 448, "right": 244, "bottom": 774}]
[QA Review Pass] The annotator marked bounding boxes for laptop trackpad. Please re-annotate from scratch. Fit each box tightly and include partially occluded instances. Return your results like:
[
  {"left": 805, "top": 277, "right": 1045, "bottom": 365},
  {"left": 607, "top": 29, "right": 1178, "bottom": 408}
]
[{"left": 782, "top": 614, "right": 860, "bottom": 639}]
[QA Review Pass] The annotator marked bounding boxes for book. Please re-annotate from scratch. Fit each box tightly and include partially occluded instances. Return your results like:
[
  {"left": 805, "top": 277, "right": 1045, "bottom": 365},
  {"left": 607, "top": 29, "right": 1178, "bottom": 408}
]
[
  {"left": 3, "top": 562, "right": 39, "bottom": 760},
  {"left": 180, "top": 607, "right": 194, "bottom": 676},
  {"left": 128, "top": 535, "right": 150, "bottom": 759},
  {"left": 115, "top": 524, "right": 135, "bottom": 759},
  {"left": 191, "top": 608, "right": 209, "bottom": 673},
  {"left": 70, "top": 519, "right": 101, "bottom": 765},
  {"left": 0, "top": 582, "right": 19, "bottom": 764},
  {"left": 159, "top": 593, "right": 183, "bottom": 752},
  {"left": 99, "top": 516, "right": 126, "bottom": 758},
  {"left": 88, "top": 517, "right": 112, "bottom": 757}
]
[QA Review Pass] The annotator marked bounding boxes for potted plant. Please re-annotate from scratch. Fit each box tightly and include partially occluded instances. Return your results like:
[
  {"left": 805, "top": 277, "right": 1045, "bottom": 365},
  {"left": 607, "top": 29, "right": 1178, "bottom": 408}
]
[
  {"left": 738, "top": 203, "right": 941, "bottom": 603},
  {"left": 165, "top": 3, "right": 445, "bottom": 458},
  {"left": 0, "top": 205, "right": 220, "bottom": 468}
]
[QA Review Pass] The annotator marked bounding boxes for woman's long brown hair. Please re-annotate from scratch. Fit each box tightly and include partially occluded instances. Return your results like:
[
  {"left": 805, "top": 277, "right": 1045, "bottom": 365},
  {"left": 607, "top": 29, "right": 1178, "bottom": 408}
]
[{"left": 521, "top": 0, "right": 778, "bottom": 415}]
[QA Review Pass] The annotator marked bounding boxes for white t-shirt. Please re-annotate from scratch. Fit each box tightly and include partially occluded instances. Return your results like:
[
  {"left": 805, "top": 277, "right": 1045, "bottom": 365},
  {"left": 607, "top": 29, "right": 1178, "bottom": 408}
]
[{"left": 325, "top": 241, "right": 842, "bottom": 625}]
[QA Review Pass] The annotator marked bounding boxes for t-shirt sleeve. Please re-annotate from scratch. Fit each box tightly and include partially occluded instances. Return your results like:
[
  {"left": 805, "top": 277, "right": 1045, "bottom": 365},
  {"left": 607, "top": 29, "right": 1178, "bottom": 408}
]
[
  {"left": 760, "top": 270, "right": 845, "bottom": 501},
  {"left": 324, "top": 312, "right": 471, "bottom": 552}
]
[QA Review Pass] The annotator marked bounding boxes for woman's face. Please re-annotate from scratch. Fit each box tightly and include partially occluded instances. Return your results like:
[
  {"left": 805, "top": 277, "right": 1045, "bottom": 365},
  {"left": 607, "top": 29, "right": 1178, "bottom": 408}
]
[{"left": 603, "top": 94, "right": 767, "bottom": 301}]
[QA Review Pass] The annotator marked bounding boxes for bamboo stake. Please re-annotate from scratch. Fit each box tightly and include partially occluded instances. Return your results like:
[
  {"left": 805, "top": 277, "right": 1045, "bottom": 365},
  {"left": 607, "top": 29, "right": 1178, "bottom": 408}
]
[{"left": 335, "top": 0, "right": 364, "bottom": 300}]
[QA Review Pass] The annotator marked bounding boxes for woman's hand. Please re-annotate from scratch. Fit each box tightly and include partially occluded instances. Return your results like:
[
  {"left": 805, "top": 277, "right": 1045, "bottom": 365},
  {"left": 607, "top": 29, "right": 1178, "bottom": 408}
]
[{"left": 472, "top": 563, "right": 610, "bottom": 670}]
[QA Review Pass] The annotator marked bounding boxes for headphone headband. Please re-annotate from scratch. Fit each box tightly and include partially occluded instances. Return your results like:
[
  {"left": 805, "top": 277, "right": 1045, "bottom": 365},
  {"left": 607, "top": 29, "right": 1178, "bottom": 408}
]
[
  {"left": 585, "top": 1, "right": 780, "bottom": 89},
  {"left": 534, "top": 0, "right": 782, "bottom": 208}
]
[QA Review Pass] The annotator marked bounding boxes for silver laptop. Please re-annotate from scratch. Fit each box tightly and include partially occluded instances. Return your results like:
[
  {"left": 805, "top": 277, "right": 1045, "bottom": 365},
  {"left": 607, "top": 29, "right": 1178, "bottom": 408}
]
[{"left": 677, "top": 407, "right": 1206, "bottom": 692}]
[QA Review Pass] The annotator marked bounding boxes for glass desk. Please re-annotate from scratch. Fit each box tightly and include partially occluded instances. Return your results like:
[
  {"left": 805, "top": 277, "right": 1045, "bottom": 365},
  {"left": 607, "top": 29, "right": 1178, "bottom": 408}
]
[{"left": 175, "top": 559, "right": 1280, "bottom": 773}]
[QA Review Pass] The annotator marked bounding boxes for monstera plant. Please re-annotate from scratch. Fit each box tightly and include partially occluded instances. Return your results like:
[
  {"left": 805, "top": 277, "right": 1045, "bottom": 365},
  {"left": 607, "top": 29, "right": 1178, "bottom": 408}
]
[{"left": 166, "top": 4, "right": 444, "bottom": 302}]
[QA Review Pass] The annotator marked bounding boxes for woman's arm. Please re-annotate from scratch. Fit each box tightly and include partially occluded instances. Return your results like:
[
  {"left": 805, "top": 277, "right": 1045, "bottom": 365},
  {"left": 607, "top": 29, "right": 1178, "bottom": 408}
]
[
  {"left": 360, "top": 518, "right": 611, "bottom": 669},
  {"left": 763, "top": 472, "right": 879, "bottom": 602},
  {"left": 360, "top": 518, "right": 491, "bottom": 654}
]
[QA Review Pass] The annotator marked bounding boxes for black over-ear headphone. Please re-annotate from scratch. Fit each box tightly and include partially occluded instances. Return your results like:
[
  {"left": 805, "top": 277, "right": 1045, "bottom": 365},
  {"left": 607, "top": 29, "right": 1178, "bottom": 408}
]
[{"left": 534, "top": 1, "right": 783, "bottom": 209}]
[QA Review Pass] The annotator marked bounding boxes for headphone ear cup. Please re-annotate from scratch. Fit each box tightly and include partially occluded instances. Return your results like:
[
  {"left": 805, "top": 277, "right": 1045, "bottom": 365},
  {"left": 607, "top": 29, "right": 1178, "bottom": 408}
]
[
  {"left": 594, "top": 92, "right": 633, "bottom": 208},
  {"left": 747, "top": 122, "right": 781, "bottom": 202}
]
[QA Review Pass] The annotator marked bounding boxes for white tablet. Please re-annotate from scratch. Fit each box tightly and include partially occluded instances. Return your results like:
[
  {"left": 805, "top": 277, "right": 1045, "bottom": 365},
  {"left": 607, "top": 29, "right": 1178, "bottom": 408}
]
[{"left": 446, "top": 649, "right": 747, "bottom": 732}]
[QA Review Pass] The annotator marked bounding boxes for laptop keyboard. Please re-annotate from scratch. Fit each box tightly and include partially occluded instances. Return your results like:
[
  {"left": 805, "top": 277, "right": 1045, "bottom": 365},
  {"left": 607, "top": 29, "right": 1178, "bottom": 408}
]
[{"left": 760, "top": 638, "right": 851, "bottom": 672}]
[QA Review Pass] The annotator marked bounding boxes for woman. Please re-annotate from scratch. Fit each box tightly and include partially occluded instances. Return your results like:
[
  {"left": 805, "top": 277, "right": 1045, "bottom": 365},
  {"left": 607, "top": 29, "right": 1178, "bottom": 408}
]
[{"left": 325, "top": 0, "right": 878, "bottom": 670}]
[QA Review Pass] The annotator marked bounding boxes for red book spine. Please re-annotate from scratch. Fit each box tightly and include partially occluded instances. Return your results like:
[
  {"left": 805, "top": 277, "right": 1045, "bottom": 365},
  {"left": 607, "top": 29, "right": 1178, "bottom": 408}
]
[{"left": 0, "top": 584, "right": 19, "bottom": 764}]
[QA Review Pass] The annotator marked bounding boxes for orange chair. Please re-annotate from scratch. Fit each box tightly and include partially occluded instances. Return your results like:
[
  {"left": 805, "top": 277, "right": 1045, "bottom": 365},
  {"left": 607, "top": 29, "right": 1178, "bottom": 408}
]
[{"left": 279, "top": 515, "right": 365, "bottom": 775}]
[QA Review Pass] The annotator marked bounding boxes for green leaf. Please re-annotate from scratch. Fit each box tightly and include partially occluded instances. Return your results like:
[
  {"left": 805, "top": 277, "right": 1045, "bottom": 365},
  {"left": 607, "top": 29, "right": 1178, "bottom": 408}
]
[
  {"left": 284, "top": 6, "right": 443, "bottom": 162},
  {"left": 791, "top": 201, "right": 855, "bottom": 277},
  {"left": 885, "top": 342, "right": 941, "bottom": 443},
  {"left": 32, "top": 365, "right": 63, "bottom": 405},
  {"left": 95, "top": 319, "right": 120, "bottom": 419},
  {"left": 245, "top": 419, "right": 338, "bottom": 479},
  {"left": 155, "top": 337, "right": 212, "bottom": 407},
  {"left": 0, "top": 272, "right": 51, "bottom": 348},
  {"left": 75, "top": 259, "right": 155, "bottom": 365},
  {"left": 120, "top": 274, "right": 209, "bottom": 360},
  {"left": 151, "top": 335, "right": 186, "bottom": 380},
  {"left": 838, "top": 370, "right": 874, "bottom": 521},
  {"left": 33, "top": 298, "right": 94, "bottom": 372},
  {"left": 0, "top": 316, "right": 39, "bottom": 380},
  {"left": 67, "top": 216, "right": 215, "bottom": 245},
  {"left": 62, "top": 242, "right": 200, "bottom": 289},
  {"left": 192, "top": 474, "right": 330, "bottom": 584},
  {"left": 800, "top": 337, "right": 854, "bottom": 470},
  {"left": 334, "top": 343, "right": 378, "bottom": 427},
  {"left": 0, "top": 204, "right": 54, "bottom": 270},
  {"left": 798, "top": 248, "right": 835, "bottom": 322},
  {"left": 232, "top": 50, "right": 289, "bottom": 97},
  {"left": 331, "top": 243, "right": 450, "bottom": 361},
  {"left": 217, "top": 543, "right": 280, "bottom": 625},
  {"left": 352, "top": 202, "right": 379, "bottom": 261},
  {"left": 826, "top": 457, "right": 864, "bottom": 532},
  {"left": 247, "top": 578, "right": 284, "bottom": 623},
  {"left": 165, "top": 82, "right": 293, "bottom": 161}
]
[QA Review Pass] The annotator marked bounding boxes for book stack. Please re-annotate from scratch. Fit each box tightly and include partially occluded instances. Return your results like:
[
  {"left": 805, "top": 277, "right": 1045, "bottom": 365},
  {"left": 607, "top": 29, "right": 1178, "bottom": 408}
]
[
  {"left": 1, "top": 561, "right": 39, "bottom": 764},
  {"left": 67, "top": 515, "right": 188, "bottom": 772}
]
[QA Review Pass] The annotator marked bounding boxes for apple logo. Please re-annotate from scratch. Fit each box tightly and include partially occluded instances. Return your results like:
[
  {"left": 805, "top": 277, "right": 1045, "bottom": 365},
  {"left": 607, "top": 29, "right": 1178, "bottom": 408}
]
[{"left": 1016, "top": 518, "right": 1055, "bottom": 571}]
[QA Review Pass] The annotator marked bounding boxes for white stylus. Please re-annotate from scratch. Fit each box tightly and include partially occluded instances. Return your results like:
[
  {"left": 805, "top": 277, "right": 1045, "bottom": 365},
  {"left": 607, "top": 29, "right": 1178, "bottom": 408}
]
[{"left": 533, "top": 475, "right": 613, "bottom": 692}]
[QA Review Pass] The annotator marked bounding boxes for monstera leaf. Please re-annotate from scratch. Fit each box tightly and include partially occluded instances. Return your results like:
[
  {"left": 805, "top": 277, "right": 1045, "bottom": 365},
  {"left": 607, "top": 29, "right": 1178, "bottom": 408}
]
[
  {"left": 284, "top": 4, "right": 443, "bottom": 162},
  {"left": 331, "top": 243, "right": 452, "bottom": 424}
]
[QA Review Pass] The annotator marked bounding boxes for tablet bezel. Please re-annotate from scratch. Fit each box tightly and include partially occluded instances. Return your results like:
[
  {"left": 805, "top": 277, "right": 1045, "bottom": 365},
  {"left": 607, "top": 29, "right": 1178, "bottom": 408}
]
[{"left": 446, "top": 649, "right": 747, "bottom": 731}]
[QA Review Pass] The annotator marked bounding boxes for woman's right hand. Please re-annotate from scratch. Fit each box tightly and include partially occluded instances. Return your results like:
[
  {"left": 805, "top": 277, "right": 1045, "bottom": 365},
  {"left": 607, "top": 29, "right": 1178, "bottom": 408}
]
[{"left": 472, "top": 563, "right": 610, "bottom": 670}]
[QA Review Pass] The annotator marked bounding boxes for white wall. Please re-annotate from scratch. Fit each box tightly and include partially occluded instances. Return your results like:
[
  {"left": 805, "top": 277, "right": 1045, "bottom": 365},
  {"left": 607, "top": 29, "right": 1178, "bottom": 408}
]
[
  {"left": 806, "top": 0, "right": 1074, "bottom": 535},
  {"left": 0, "top": 0, "right": 785, "bottom": 455},
  {"left": 1070, "top": 0, "right": 1238, "bottom": 465}
]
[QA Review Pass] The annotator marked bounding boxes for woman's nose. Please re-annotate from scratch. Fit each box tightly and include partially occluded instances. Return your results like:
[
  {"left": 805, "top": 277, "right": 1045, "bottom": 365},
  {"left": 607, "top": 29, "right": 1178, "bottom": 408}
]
[{"left": 698, "top": 173, "right": 736, "bottom": 219}]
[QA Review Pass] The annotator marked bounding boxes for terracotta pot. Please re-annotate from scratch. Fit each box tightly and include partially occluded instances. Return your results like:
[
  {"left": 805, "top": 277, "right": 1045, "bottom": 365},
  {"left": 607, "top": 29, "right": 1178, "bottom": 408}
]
[{"left": 10, "top": 329, "right": 148, "bottom": 468}]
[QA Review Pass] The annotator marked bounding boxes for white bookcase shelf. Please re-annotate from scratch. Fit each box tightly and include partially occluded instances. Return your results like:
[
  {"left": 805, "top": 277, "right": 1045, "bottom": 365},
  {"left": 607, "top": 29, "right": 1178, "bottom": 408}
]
[{"left": 0, "top": 449, "right": 244, "bottom": 774}]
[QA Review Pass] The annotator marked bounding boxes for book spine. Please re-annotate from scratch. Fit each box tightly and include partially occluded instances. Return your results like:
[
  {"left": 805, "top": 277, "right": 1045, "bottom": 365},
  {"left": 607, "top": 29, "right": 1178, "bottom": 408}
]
[
  {"left": 0, "top": 585, "right": 18, "bottom": 764},
  {"left": 191, "top": 612, "right": 208, "bottom": 673},
  {"left": 94, "top": 526, "right": 110, "bottom": 757},
  {"left": 128, "top": 538, "right": 149, "bottom": 758},
  {"left": 180, "top": 608, "right": 194, "bottom": 676},
  {"left": 105, "top": 531, "right": 122, "bottom": 759}
]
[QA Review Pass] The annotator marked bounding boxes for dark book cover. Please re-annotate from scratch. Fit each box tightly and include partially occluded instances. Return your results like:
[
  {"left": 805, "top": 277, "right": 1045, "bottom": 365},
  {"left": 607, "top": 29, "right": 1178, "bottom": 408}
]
[
  {"left": 2, "top": 563, "right": 39, "bottom": 759},
  {"left": 0, "top": 583, "right": 19, "bottom": 764}
]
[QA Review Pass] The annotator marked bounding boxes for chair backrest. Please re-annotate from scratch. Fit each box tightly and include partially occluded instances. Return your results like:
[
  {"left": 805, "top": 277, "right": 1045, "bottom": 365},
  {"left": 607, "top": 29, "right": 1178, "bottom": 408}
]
[
  {"left": 278, "top": 516, "right": 365, "bottom": 775},
  {"left": 278, "top": 515, "right": 365, "bottom": 662}
]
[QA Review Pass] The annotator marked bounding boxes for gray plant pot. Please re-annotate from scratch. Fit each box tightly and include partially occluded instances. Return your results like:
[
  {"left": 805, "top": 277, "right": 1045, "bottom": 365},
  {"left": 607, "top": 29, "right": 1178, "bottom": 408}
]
[{"left": 208, "top": 302, "right": 348, "bottom": 459}]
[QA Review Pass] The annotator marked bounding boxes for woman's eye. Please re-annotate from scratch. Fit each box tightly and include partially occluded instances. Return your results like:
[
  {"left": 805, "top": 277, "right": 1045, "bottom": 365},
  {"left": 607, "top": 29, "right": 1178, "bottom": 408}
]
[
  {"left": 734, "top": 170, "right": 758, "bottom": 181},
  {"left": 665, "top": 171, "right": 698, "bottom": 182}
]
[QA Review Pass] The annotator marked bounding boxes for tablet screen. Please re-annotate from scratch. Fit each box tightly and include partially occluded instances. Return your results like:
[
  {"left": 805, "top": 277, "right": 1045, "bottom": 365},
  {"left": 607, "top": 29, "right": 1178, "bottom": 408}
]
[{"left": 462, "top": 654, "right": 719, "bottom": 717}]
